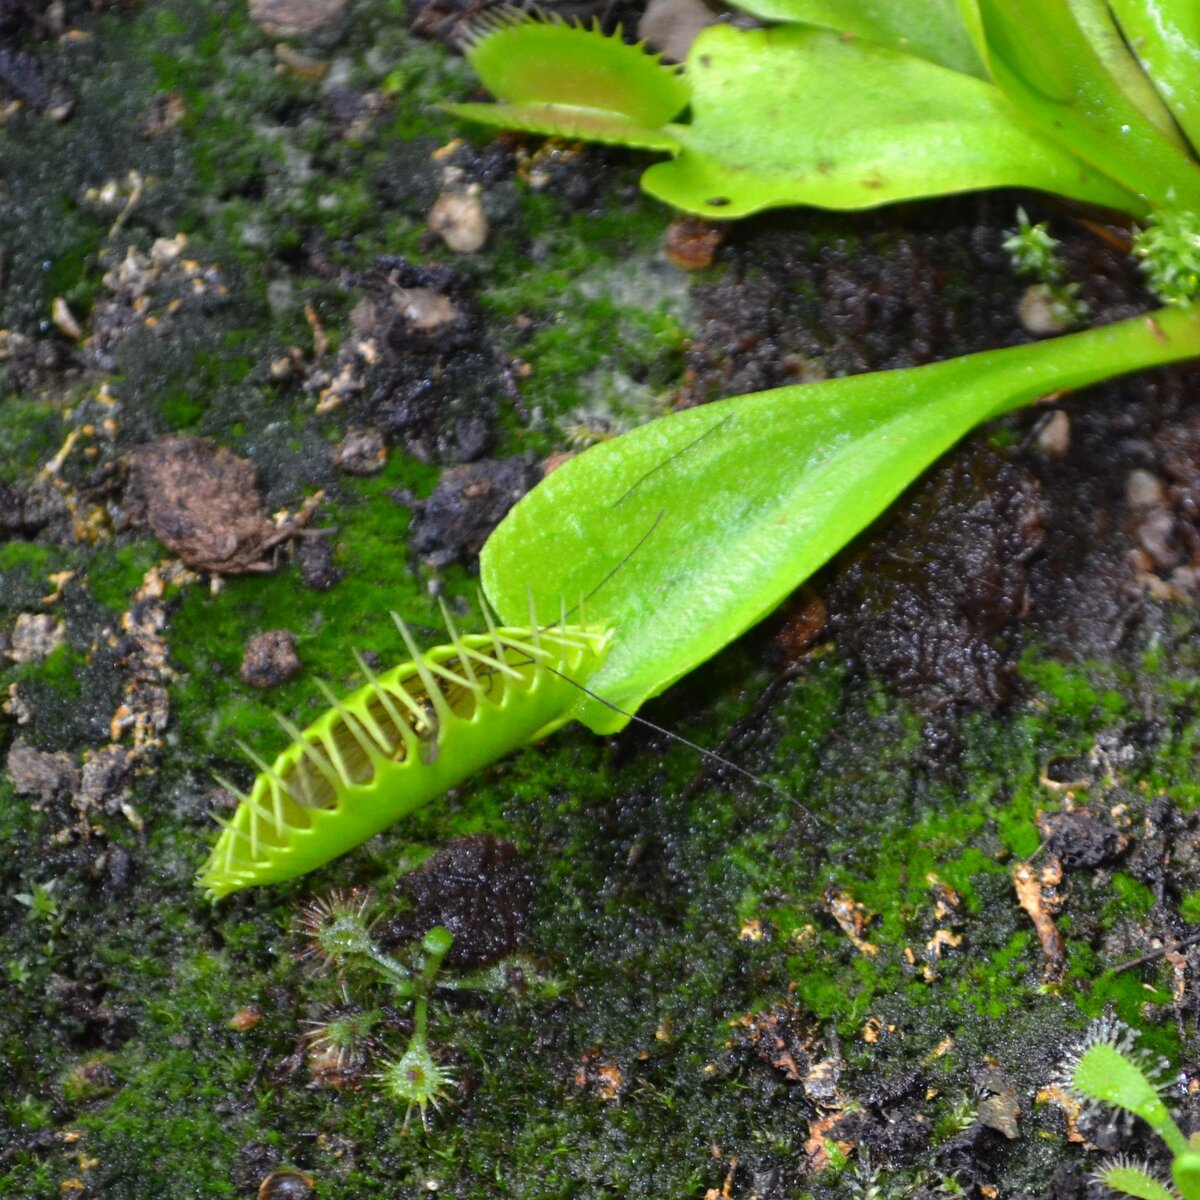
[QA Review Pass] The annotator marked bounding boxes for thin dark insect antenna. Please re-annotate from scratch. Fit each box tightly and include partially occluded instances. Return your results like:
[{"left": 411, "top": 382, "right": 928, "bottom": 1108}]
[
  {"left": 612, "top": 415, "right": 731, "bottom": 508},
  {"left": 523, "top": 511, "right": 825, "bottom": 839},
  {"left": 557, "top": 509, "right": 665, "bottom": 626},
  {"left": 539, "top": 662, "right": 831, "bottom": 840}
]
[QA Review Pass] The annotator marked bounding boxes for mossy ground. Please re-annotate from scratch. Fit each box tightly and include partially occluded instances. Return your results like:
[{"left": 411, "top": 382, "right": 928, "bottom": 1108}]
[{"left": 2, "top": 4, "right": 1200, "bottom": 1199}]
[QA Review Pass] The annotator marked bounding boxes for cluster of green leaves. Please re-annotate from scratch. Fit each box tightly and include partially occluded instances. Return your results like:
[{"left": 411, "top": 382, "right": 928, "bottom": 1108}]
[
  {"left": 449, "top": 1, "right": 1200, "bottom": 229},
  {"left": 1067, "top": 1018, "right": 1200, "bottom": 1200},
  {"left": 456, "top": 2, "right": 1200, "bottom": 731}
]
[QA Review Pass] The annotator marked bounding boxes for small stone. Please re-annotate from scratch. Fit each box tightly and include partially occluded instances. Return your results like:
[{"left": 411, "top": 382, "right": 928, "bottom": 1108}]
[
  {"left": 1017, "top": 283, "right": 1073, "bottom": 336},
  {"left": 393, "top": 286, "right": 459, "bottom": 333},
  {"left": 8, "top": 613, "right": 65, "bottom": 663},
  {"left": 1036, "top": 409, "right": 1070, "bottom": 457},
  {"left": 331, "top": 427, "right": 387, "bottom": 475},
  {"left": 1126, "top": 467, "right": 1165, "bottom": 510},
  {"left": 298, "top": 537, "right": 341, "bottom": 591},
  {"left": 427, "top": 190, "right": 488, "bottom": 254},
  {"left": 249, "top": 0, "right": 346, "bottom": 37},
  {"left": 229, "top": 1004, "right": 263, "bottom": 1032},
  {"left": 663, "top": 215, "right": 725, "bottom": 271},
  {"left": 78, "top": 745, "right": 134, "bottom": 815},
  {"left": 241, "top": 631, "right": 301, "bottom": 689},
  {"left": 6, "top": 739, "right": 79, "bottom": 806},
  {"left": 257, "top": 1169, "right": 316, "bottom": 1200}
]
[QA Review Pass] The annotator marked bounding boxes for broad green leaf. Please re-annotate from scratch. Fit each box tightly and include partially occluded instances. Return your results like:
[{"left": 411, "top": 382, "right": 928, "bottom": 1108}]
[
  {"left": 481, "top": 308, "right": 1200, "bottom": 733},
  {"left": 1067, "top": 0, "right": 1186, "bottom": 147},
  {"left": 1174, "top": 1151, "right": 1200, "bottom": 1200},
  {"left": 444, "top": 102, "right": 682, "bottom": 152},
  {"left": 977, "top": 0, "right": 1200, "bottom": 212},
  {"left": 956, "top": 0, "right": 987, "bottom": 70},
  {"left": 718, "top": 0, "right": 986, "bottom": 76},
  {"left": 641, "top": 26, "right": 1141, "bottom": 217},
  {"left": 458, "top": 14, "right": 689, "bottom": 126},
  {"left": 1109, "top": 0, "right": 1200, "bottom": 155},
  {"left": 1097, "top": 1163, "right": 1177, "bottom": 1200}
]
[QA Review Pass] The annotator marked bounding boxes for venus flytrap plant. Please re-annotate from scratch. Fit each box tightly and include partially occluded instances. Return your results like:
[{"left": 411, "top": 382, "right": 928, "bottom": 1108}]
[
  {"left": 199, "top": 0, "right": 1200, "bottom": 895},
  {"left": 1064, "top": 1018, "right": 1200, "bottom": 1200}
]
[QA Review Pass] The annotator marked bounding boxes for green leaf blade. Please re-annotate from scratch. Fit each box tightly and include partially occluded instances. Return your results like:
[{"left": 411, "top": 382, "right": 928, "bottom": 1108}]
[
  {"left": 977, "top": 0, "right": 1200, "bottom": 213},
  {"left": 1108, "top": 0, "right": 1200, "bottom": 155},
  {"left": 480, "top": 308, "right": 1200, "bottom": 732},
  {"left": 720, "top": 0, "right": 987, "bottom": 76},
  {"left": 641, "top": 26, "right": 1141, "bottom": 218}
]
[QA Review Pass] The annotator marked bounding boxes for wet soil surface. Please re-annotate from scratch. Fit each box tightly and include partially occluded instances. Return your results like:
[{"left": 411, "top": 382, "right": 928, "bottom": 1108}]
[{"left": 6, "top": 5, "right": 1200, "bottom": 1200}]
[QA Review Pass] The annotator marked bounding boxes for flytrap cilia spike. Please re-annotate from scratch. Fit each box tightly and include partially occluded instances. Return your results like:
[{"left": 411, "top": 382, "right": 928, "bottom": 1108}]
[{"left": 198, "top": 611, "right": 611, "bottom": 898}]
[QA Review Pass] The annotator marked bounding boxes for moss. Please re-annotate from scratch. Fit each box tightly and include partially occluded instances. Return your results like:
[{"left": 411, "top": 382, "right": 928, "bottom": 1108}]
[
  {"left": 85, "top": 543, "right": 164, "bottom": 613},
  {"left": 0, "top": 400, "right": 63, "bottom": 484}
]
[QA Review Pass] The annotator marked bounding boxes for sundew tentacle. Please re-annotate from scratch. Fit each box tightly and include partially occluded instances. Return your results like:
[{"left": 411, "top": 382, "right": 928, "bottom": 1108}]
[{"left": 198, "top": 619, "right": 612, "bottom": 899}]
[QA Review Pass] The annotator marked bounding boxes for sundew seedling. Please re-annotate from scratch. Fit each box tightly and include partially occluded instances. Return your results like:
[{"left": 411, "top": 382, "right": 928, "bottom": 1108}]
[{"left": 297, "top": 892, "right": 462, "bottom": 1131}]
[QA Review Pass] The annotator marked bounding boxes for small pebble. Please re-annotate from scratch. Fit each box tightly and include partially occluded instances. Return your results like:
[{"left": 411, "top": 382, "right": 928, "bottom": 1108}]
[
  {"left": 394, "top": 286, "right": 459, "bottom": 333},
  {"left": 298, "top": 538, "right": 341, "bottom": 591},
  {"left": 331, "top": 428, "right": 387, "bottom": 475},
  {"left": 1017, "top": 283, "right": 1073, "bottom": 336},
  {"left": 249, "top": 0, "right": 346, "bottom": 37},
  {"left": 427, "top": 190, "right": 488, "bottom": 254},
  {"left": 1126, "top": 467, "right": 1165, "bottom": 510},
  {"left": 8, "top": 613, "right": 65, "bottom": 663},
  {"left": 258, "top": 1169, "right": 315, "bottom": 1200},
  {"left": 1035, "top": 409, "right": 1070, "bottom": 457},
  {"left": 241, "top": 631, "right": 301, "bottom": 689},
  {"left": 229, "top": 1004, "right": 263, "bottom": 1032},
  {"left": 663, "top": 216, "right": 725, "bottom": 271}
]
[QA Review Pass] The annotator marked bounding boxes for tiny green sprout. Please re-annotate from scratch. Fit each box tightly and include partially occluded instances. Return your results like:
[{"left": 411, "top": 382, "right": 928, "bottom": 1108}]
[
  {"left": 1135, "top": 211, "right": 1200, "bottom": 306},
  {"left": 1004, "top": 208, "right": 1066, "bottom": 283},
  {"left": 14, "top": 880, "right": 60, "bottom": 924},
  {"left": 1064, "top": 1017, "right": 1200, "bottom": 1200}
]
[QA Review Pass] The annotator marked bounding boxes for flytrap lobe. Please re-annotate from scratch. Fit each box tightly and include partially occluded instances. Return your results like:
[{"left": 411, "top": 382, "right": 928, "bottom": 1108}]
[{"left": 198, "top": 608, "right": 611, "bottom": 898}]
